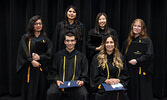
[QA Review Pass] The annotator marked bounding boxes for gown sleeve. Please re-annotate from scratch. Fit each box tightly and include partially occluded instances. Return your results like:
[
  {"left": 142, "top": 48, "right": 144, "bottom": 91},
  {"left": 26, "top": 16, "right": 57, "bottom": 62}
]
[
  {"left": 39, "top": 38, "right": 53, "bottom": 71},
  {"left": 48, "top": 52, "right": 60, "bottom": 83},
  {"left": 136, "top": 37, "right": 154, "bottom": 73},
  {"left": 79, "top": 54, "right": 89, "bottom": 84},
  {"left": 118, "top": 55, "right": 129, "bottom": 88},
  {"left": 87, "top": 29, "right": 97, "bottom": 50},
  {"left": 16, "top": 35, "right": 33, "bottom": 72},
  {"left": 80, "top": 23, "right": 86, "bottom": 55},
  {"left": 136, "top": 38, "right": 154, "bottom": 63},
  {"left": 52, "top": 22, "right": 62, "bottom": 54},
  {"left": 90, "top": 55, "right": 106, "bottom": 90}
]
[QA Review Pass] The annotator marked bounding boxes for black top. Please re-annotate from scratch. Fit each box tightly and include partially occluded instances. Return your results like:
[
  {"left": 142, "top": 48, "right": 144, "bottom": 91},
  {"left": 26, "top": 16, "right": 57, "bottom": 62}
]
[
  {"left": 90, "top": 53, "right": 128, "bottom": 92},
  {"left": 52, "top": 21, "right": 86, "bottom": 54},
  {"left": 16, "top": 34, "right": 53, "bottom": 72},
  {"left": 121, "top": 37, "right": 154, "bottom": 74},
  {"left": 86, "top": 28, "right": 119, "bottom": 63},
  {"left": 50, "top": 49, "right": 89, "bottom": 85}
]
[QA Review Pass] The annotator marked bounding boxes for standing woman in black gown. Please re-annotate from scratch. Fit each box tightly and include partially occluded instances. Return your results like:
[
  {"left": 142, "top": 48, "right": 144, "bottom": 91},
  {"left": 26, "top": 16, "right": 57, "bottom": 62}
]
[
  {"left": 16, "top": 15, "right": 53, "bottom": 100},
  {"left": 87, "top": 13, "right": 118, "bottom": 65},
  {"left": 52, "top": 5, "right": 86, "bottom": 54},
  {"left": 121, "top": 18, "right": 154, "bottom": 100}
]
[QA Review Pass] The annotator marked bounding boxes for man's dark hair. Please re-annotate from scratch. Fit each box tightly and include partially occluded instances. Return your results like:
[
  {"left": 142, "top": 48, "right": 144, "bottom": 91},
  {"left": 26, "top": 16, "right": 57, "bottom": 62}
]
[{"left": 65, "top": 31, "right": 76, "bottom": 39}]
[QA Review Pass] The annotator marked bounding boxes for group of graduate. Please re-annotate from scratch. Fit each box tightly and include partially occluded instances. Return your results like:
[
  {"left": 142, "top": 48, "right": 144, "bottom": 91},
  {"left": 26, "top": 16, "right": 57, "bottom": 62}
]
[{"left": 16, "top": 5, "right": 154, "bottom": 100}]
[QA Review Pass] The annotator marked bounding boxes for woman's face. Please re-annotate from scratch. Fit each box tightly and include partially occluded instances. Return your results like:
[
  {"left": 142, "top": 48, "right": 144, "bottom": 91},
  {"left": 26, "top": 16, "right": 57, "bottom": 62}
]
[
  {"left": 67, "top": 8, "right": 77, "bottom": 20},
  {"left": 34, "top": 19, "right": 43, "bottom": 32},
  {"left": 105, "top": 37, "right": 115, "bottom": 53},
  {"left": 98, "top": 15, "right": 107, "bottom": 29},
  {"left": 133, "top": 21, "right": 142, "bottom": 35}
]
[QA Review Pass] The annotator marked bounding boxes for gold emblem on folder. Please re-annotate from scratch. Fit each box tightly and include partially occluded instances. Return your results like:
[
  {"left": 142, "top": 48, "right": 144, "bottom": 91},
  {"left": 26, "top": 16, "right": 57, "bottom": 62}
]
[{"left": 134, "top": 51, "right": 142, "bottom": 55}]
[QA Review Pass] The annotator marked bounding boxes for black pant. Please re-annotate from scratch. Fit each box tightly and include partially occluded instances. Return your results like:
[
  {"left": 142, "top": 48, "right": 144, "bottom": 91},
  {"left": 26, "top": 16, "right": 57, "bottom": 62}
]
[{"left": 46, "top": 83, "right": 89, "bottom": 100}]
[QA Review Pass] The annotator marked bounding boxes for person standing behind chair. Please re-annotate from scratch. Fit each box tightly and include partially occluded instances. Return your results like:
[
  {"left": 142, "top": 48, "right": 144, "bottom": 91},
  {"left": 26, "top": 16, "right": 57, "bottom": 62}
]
[
  {"left": 47, "top": 31, "right": 89, "bottom": 100},
  {"left": 16, "top": 15, "right": 53, "bottom": 100},
  {"left": 87, "top": 13, "right": 119, "bottom": 65},
  {"left": 52, "top": 5, "right": 86, "bottom": 54},
  {"left": 121, "top": 18, "right": 154, "bottom": 100},
  {"left": 90, "top": 34, "right": 129, "bottom": 100}
]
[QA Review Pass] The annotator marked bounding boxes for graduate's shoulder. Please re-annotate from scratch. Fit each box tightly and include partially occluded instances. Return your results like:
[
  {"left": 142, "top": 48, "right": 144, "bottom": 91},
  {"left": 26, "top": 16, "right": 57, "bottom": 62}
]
[
  {"left": 142, "top": 37, "right": 153, "bottom": 43},
  {"left": 75, "top": 50, "right": 86, "bottom": 57},
  {"left": 88, "top": 28, "right": 95, "bottom": 35}
]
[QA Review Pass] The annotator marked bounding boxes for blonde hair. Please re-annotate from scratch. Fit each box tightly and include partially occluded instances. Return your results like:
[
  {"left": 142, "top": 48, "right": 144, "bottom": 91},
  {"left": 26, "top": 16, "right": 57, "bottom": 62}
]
[
  {"left": 125, "top": 18, "right": 148, "bottom": 54},
  {"left": 97, "top": 35, "right": 123, "bottom": 70}
]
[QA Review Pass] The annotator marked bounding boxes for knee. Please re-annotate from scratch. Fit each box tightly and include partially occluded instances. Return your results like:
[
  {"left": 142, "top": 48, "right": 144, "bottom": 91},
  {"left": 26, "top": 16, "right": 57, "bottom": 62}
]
[{"left": 46, "top": 84, "right": 61, "bottom": 100}]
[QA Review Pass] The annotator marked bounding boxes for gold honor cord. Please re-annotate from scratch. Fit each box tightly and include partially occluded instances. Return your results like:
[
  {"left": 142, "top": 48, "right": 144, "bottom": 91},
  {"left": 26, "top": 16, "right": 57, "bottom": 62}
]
[
  {"left": 138, "top": 39, "right": 143, "bottom": 75},
  {"left": 106, "top": 63, "right": 110, "bottom": 79},
  {"left": 27, "top": 39, "right": 31, "bottom": 83},
  {"left": 63, "top": 56, "right": 66, "bottom": 82},
  {"left": 98, "top": 63, "right": 121, "bottom": 89},
  {"left": 62, "top": 55, "right": 77, "bottom": 91}
]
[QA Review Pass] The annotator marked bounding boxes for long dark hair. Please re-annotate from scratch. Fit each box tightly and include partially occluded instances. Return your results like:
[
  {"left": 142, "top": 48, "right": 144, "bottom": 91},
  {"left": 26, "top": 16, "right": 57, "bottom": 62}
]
[
  {"left": 125, "top": 18, "right": 148, "bottom": 54},
  {"left": 26, "top": 15, "right": 47, "bottom": 38},
  {"left": 94, "top": 13, "right": 110, "bottom": 35},
  {"left": 97, "top": 34, "right": 123, "bottom": 69},
  {"left": 64, "top": 5, "right": 82, "bottom": 41}
]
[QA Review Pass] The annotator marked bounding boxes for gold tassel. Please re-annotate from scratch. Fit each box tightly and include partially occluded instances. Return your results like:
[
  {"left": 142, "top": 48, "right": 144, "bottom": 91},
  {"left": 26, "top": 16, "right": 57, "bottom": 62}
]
[
  {"left": 27, "top": 66, "right": 30, "bottom": 83},
  {"left": 40, "top": 67, "right": 43, "bottom": 71},
  {"left": 98, "top": 84, "right": 101, "bottom": 89},
  {"left": 143, "top": 72, "right": 146, "bottom": 75},
  {"left": 139, "top": 67, "right": 141, "bottom": 75},
  {"left": 61, "top": 88, "right": 64, "bottom": 92}
]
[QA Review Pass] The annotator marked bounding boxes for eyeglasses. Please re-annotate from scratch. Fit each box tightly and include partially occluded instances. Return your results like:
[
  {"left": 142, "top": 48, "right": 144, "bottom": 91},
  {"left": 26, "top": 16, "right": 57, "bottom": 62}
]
[
  {"left": 34, "top": 22, "right": 42, "bottom": 25},
  {"left": 65, "top": 40, "right": 75, "bottom": 43}
]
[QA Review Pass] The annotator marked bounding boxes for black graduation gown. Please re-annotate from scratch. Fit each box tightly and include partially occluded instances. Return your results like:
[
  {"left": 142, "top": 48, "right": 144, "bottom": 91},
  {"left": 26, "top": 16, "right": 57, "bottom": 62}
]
[
  {"left": 16, "top": 34, "right": 53, "bottom": 100},
  {"left": 121, "top": 37, "right": 154, "bottom": 100},
  {"left": 52, "top": 21, "right": 86, "bottom": 54},
  {"left": 87, "top": 28, "right": 118, "bottom": 65},
  {"left": 90, "top": 53, "right": 129, "bottom": 100},
  {"left": 47, "top": 49, "right": 89, "bottom": 100},
  {"left": 51, "top": 49, "right": 89, "bottom": 84}
]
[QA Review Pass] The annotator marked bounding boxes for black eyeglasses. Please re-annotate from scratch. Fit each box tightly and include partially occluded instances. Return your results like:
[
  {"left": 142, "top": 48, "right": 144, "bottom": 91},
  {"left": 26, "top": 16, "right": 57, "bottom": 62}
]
[{"left": 34, "top": 22, "right": 42, "bottom": 25}]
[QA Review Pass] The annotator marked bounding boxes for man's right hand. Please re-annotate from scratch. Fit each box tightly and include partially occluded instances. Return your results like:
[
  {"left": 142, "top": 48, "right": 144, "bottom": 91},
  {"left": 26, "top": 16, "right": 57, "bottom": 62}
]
[{"left": 56, "top": 80, "right": 64, "bottom": 87}]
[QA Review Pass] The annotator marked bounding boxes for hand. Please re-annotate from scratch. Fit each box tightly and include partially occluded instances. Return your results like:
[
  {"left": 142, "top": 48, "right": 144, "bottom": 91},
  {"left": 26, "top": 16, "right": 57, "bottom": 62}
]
[
  {"left": 105, "top": 79, "right": 114, "bottom": 85},
  {"left": 77, "top": 80, "right": 84, "bottom": 87},
  {"left": 31, "top": 60, "right": 41, "bottom": 67},
  {"left": 105, "top": 78, "right": 120, "bottom": 85},
  {"left": 57, "top": 80, "right": 64, "bottom": 87},
  {"left": 32, "top": 53, "right": 40, "bottom": 61},
  {"left": 129, "top": 59, "right": 137, "bottom": 65},
  {"left": 96, "top": 45, "right": 102, "bottom": 51},
  {"left": 110, "top": 78, "right": 120, "bottom": 84}
]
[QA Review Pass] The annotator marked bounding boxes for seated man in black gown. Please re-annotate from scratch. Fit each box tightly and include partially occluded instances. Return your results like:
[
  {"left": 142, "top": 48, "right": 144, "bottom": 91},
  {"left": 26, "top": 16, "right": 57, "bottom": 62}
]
[{"left": 47, "top": 31, "right": 89, "bottom": 100}]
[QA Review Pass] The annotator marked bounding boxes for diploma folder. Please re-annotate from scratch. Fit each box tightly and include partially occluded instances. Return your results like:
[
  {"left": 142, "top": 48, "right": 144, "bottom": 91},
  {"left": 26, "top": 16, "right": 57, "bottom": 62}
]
[
  {"left": 127, "top": 42, "right": 147, "bottom": 61},
  {"left": 59, "top": 80, "right": 79, "bottom": 89},
  {"left": 102, "top": 83, "right": 125, "bottom": 91}
]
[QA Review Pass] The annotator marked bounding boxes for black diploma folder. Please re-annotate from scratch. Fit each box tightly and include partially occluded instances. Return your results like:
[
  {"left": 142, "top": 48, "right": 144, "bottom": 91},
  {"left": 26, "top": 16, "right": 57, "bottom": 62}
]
[
  {"left": 90, "top": 35, "right": 102, "bottom": 47},
  {"left": 127, "top": 42, "right": 147, "bottom": 61},
  {"left": 59, "top": 80, "right": 79, "bottom": 89},
  {"left": 35, "top": 41, "right": 47, "bottom": 54},
  {"left": 102, "top": 83, "right": 125, "bottom": 91}
]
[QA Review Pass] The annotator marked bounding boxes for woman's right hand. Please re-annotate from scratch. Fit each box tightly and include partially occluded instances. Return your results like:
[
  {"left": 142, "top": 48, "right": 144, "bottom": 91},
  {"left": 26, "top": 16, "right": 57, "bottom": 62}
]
[{"left": 96, "top": 45, "right": 102, "bottom": 51}]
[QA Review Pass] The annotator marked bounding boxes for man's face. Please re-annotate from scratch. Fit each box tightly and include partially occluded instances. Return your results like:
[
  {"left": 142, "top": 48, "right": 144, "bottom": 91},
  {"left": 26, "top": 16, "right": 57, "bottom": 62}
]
[{"left": 64, "top": 36, "right": 76, "bottom": 51}]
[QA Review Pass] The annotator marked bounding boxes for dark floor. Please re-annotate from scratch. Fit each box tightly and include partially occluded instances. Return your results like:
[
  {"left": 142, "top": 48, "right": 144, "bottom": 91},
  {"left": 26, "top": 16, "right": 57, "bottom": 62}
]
[{"left": 0, "top": 95, "right": 167, "bottom": 100}]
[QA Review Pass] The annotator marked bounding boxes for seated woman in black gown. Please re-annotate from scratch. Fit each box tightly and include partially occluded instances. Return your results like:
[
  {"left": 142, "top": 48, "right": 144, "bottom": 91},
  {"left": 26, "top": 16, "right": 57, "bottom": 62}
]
[{"left": 90, "top": 34, "right": 129, "bottom": 100}]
